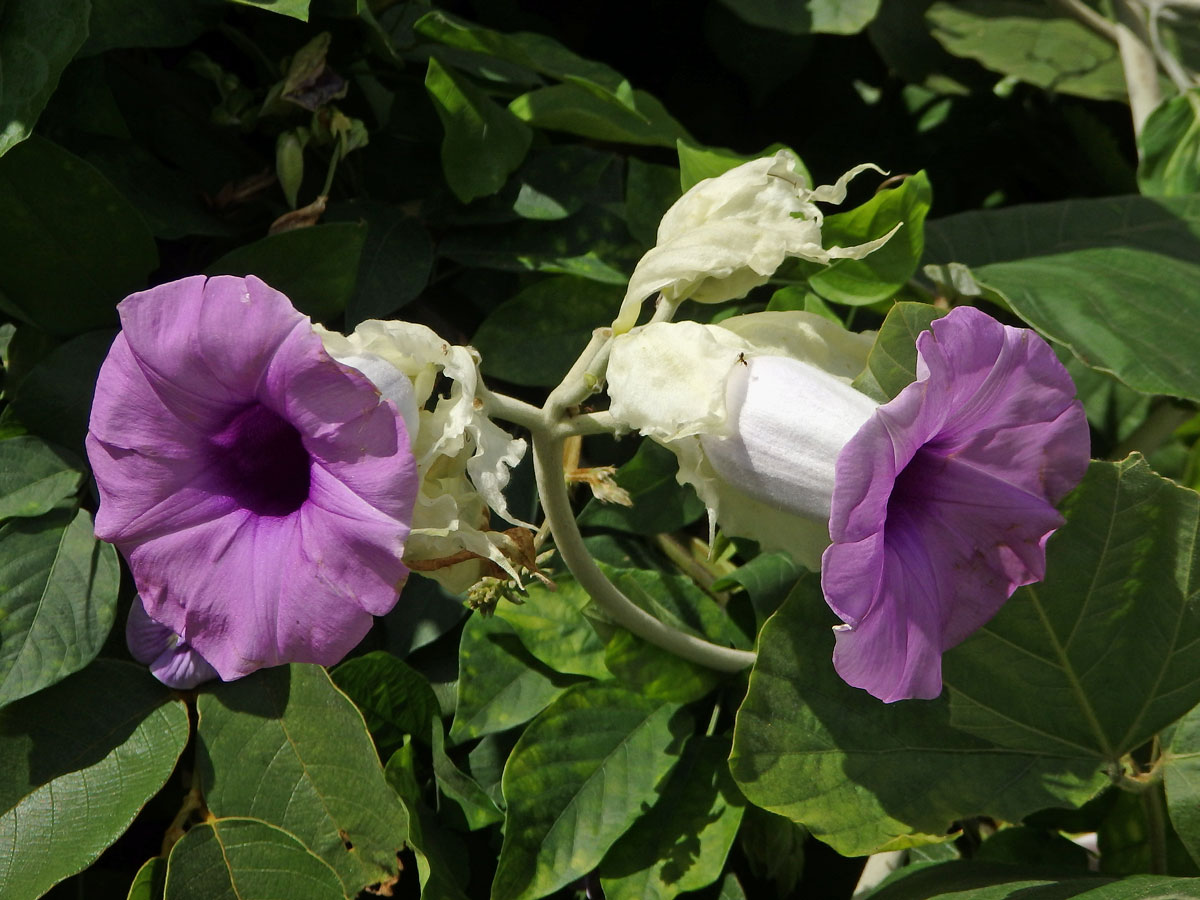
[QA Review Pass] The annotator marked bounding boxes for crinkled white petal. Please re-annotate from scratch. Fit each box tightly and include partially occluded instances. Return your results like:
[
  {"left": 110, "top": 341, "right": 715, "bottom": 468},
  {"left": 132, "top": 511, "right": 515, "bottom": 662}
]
[
  {"left": 614, "top": 150, "right": 893, "bottom": 331},
  {"left": 317, "top": 320, "right": 529, "bottom": 587},
  {"left": 607, "top": 320, "right": 751, "bottom": 442},
  {"left": 718, "top": 311, "right": 873, "bottom": 379}
]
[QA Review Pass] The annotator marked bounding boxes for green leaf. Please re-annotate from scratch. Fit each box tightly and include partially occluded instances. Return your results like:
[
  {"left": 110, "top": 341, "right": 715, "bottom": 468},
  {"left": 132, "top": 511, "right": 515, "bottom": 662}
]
[
  {"left": 711, "top": 551, "right": 805, "bottom": 629},
  {"left": 206, "top": 223, "right": 366, "bottom": 323},
  {"left": 729, "top": 579, "right": 1107, "bottom": 856},
  {"left": 384, "top": 743, "right": 471, "bottom": 900},
  {"left": 578, "top": 439, "right": 706, "bottom": 535},
  {"left": 449, "top": 613, "right": 578, "bottom": 744},
  {"left": 925, "top": 194, "right": 1200, "bottom": 400},
  {"left": 1167, "top": 701, "right": 1200, "bottom": 868},
  {"left": 473, "top": 276, "right": 622, "bottom": 387},
  {"left": 414, "top": 10, "right": 627, "bottom": 97},
  {"left": 600, "top": 736, "right": 746, "bottom": 900},
  {"left": 377, "top": 574, "right": 467, "bottom": 659},
  {"left": 927, "top": 0, "right": 1125, "bottom": 101},
  {"left": 331, "top": 651, "right": 440, "bottom": 757},
  {"left": 228, "top": 0, "right": 309, "bottom": 20},
  {"left": 425, "top": 56, "right": 532, "bottom": 204},
  {"left": 492, "top": 682, "right": 691, "bottom": 900},
  {"left": 9, "top": 329, "right": 115, "bottom": 455},
  {"left": 1139, "top": 91, "right": 1200, "bottom": 197},
  {"left": 715, "top": 0, "right": 881, "bottom": 34},
  {"left": 511, "top": 145, "right": 619, "bottom": 221},
  {"left": 1096, "top": 786, "right": 1198, "bottom": 876},
  {"left": 165, "top": 818, "right": 344, "bottom": 900},
  {"left": 0, "top": 137, "right": 158, "bottom": 336},
  {"left": 0, "top": 0, "right": 90, "bottom": 157},
  {"left": 493, "top": 573, "right": 610, "bottom": 679},
  {"left": 0, "top": 660, "right": 189, "bottom": 899},
  {"left": 328, "top": 202, "right": 433, "bottom": 326},
  {"left": 677, "top": 140, "right": 807, "bottom": 192},
  {"left": 945, "top": 457, "right": 1200, "bottom": 761},
  {"left": 196, "top": 664, "right": 409, "bottom": 898},
  {"left": 863, "top": 860, "right": 1111, "bottom": 900},
  {"left": 0, "top": 507, "right": 119, "bottom": 707},
  {"left": 430, "top": 724, "right": 503, "bottom": 830},
  {"left": 850, "top": 301, "right": 946, "bottom": 402},
  {"left": 809, "top": 170, "right": 932, "bottom": 305},
  {"left": 82, "top": 0, "right": 223, "bottom": 55},
  {"left": 127, "top": 856, "right": 165, "bottom": 900},
  {"left": 509, "top": 82, "right": 691, "bottom": 148},
  {"left": 0, "top": 436, "right": 83, "bottom": 522},
  {"left": 625, "top": 158, "right": 681, "bottom": 246},
  {"left": 595, "top": 565, "right": 749, "bottom": 703}
]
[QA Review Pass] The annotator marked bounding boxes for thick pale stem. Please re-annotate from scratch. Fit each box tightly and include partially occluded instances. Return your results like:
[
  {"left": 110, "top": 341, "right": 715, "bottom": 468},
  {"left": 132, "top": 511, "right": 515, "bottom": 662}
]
[
  {"left": 1114, "top": 0, "right": 1164, "bottom": 139},
  {"left": 532, "top": 431, "right": 756, "bottom": 674}
]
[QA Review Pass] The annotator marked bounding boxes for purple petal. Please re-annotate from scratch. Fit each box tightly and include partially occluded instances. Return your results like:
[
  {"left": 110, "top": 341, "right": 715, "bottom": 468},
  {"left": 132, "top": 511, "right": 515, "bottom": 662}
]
[
  {"left": 126, "top": 596, "right": 218, "bottom": 690},
  {"left": 822, "top": 306, "right": 1090, "bottom": 702},
  {"left": 88, "top": 275, "right": 418, "bottom": 682}
]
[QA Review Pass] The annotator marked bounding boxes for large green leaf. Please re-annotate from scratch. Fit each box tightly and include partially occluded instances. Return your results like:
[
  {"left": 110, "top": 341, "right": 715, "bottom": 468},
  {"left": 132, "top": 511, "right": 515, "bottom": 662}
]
[
  {"left": 809, "top": 170, "right": 932, "bottom": 305},
  {"left": 0, "top": 507, "right": 119, "bottom": 707},
  {"left": 509, "top": 83, "right": 691, "bottom": 148},
  {"left": 127, "top": 856, "right": 165, "bottom": 900},
  {"left": 82, "top": 0, "right": 223, "bottom": 55},
  {"left": 0, "top": 137, "right": 158, "bottom": 336},
  {"left": 578, "top": 439, "right": 706, "bottom": 536},
  {"left": 333, "top": 204, "right": 433, "bottom": 326},
  {"left": 600, "top": 736, "right": 746, "bottom": 900},
  {"left": 196, "top": 664, "right": 409, "bottom": 898},
  {"left": 331, "top": 651, "right": 440, "bottom": 757},
  {"left": 0, "top": 436, "right": 83, "bottom": 522},
  {"left": 0, "top": 0, "right": 90, "bottom": 157},
  {"left": 729, "top": 579, "right": 1107, "bottom": 856},
  {"left": 9, "top": 329, "right": 115, "bottom": 455},
  {"left": 715, "top": 0, "right": 881, "bottom": 35},
  {"left": 946, "top": 457, "right": 1200, "bottom": 761},
  {"left": 850, "top": 302, "right": 946, "bottom": 403},
  {"left": 1139, "top": 91, "right": 1200, "bottom": 197},
  {"left": 1165, "top": 701, "right": 1200, "bottom": 867},
  {"left": 206, "top": 223, "right": 366, "bottom": 323},
  {"left": 492, "top": 573, "right": 610, "bottom": 679},
  {"left": 414, "top": 10, "right": 626, "bottom": 97},
  {"left": 0, "top": 660, "right": 189, "bottom": 899},
  {"left": 927, "top": 0, "right": 1125, "bottom": 101},
  {"left": 165, "top": 818, "right": 344, "bottom": 900},
  {"left": 492, "top": 682, "right": 691, "bottom": 900},
  {"left": 924, "top": 195, "right": 1200, "bottom": 401},
  {"left": 425, "top": 56, "right": 532, "bottom": 204},
  {"left": 473, "top": 276, "right": 622, "bottom": 387},
  {"left": 449, "top": 613, "right": 578, "bottom": 744}
]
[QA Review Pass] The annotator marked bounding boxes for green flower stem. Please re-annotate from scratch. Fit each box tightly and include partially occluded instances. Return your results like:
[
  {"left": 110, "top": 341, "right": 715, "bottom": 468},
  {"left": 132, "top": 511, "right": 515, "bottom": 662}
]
[{"left": 531, "top": 430, "right": 756, "bottom": 674}]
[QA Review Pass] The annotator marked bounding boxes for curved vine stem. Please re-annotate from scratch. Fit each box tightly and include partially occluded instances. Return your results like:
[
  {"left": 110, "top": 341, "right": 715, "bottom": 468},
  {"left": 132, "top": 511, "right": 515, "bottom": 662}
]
[{"left": 530, "top": 431, "right": 756, "bottom": 673}]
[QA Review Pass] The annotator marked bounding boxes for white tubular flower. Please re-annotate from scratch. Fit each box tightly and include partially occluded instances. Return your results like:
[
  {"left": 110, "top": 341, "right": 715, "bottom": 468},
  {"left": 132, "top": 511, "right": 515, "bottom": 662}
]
[
  {"left": 317, "top": 320, "right": 530, "bottom": 592},
  {"left": 612, "top": 150, "right": 898, "bottom": 333},
  {"left": 605, "top": 310, "right": 874, "bottom": 569}
]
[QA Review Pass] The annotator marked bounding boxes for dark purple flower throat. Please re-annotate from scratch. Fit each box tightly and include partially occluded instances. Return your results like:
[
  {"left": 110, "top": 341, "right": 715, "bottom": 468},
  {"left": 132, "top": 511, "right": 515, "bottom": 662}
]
[{"left": 209, "top": 403, "right": 311, "bottom": 516}]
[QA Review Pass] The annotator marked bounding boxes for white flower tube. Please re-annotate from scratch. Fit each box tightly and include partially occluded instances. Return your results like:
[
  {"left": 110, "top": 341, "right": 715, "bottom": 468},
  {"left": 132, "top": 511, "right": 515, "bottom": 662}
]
[
  {"left": 606, "top": 310, "right": 874, "bottom": 568},
  {"left": 317, "top": 320, "right": 530, "bottom": 592},
  {"left": 612, "top": 150, "right": 898, "bottom": 333}
]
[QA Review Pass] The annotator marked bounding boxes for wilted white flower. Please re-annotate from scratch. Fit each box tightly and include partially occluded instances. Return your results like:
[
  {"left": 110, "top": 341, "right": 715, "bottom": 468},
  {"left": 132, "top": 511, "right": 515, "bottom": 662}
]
[
  {"left": 612, "top": 150, "right": 897, "bottom": 332},
  {"left": 317, "top": 320, "right": 530, "bottom": 592}
]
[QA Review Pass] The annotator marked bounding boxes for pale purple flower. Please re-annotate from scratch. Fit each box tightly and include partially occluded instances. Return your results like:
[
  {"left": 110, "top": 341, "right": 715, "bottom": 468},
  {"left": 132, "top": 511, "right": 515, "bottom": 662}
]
[
  {"left": 86, "top": 275, "right": 418, "bottom": 683},
  {"left": 125, "top": 595, "right": 218, "bottom": 689},
  {"left": 822, "top": 306, "right": 1089, "bottom": 702}
]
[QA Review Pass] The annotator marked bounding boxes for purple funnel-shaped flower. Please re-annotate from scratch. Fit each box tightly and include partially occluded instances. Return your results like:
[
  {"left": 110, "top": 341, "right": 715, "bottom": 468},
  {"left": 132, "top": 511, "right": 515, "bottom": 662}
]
[
  {"left": 86, "top": 275, "right": 418, "bottom": 682},
  {"left": 822, "top": 306, "right": 1089, "bottom": 702}
]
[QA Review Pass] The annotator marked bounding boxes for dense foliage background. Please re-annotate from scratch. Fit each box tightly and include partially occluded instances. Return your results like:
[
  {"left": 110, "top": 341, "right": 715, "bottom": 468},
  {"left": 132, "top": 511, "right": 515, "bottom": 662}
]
[{"left": 5, "top": 1, "right": 1200, "bottom": 898}]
